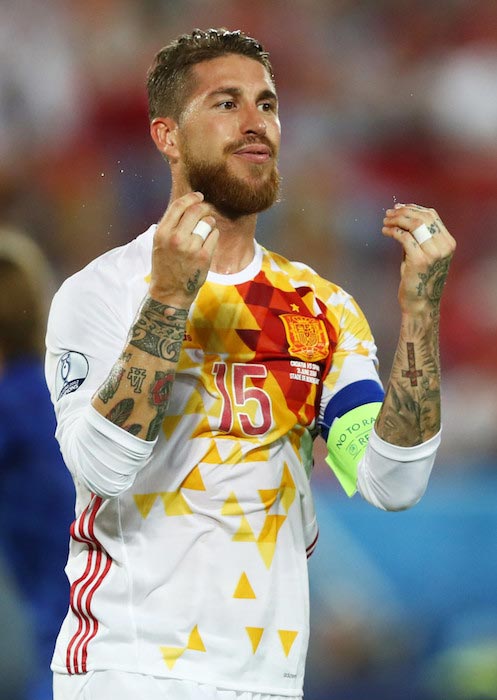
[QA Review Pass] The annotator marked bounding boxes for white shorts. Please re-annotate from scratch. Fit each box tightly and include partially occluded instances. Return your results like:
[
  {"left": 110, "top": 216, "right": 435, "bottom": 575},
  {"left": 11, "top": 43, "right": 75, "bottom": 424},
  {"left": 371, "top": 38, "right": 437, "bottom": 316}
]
[{"left": 53, "top": 671, "right": 300, "bottom": 700}]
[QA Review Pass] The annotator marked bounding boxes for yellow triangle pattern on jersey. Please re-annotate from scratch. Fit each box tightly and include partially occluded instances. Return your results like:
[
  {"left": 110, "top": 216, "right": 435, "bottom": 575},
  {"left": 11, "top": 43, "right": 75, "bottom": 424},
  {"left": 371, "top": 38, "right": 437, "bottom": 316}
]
[
  {"left": 257, "top": 514, "right": 287, "bottom": 568},
  {"left": 133, "top": 493, "right": 158, "bottom": 519},
  {"left": 222, "top": 491, "right": 244, "bottom": 516},
  {"left": 233, "top": 516, "right": 256, "bottom": 542},
  {"left": 245, "top": 627, "right": 264, "bottom": 654},
  {"left": 258, "top": 489, "right": 279, "bottom": 512},
  {"left": 278, "top": 630, "right": 298, "bottom": 657},
  {"left": 258, "top": 514, "right": 287, "bottom": 542},
  {"left": 233, "top": 572, "right": 256, "bottom": 599},
  {"left": 187, "top": 625, "right": 206, "bottom": 652},
  {"left": 221, "top": 442, "right": 243, "bottom": 465},
  {"left": 160, "top": 645, "right": 185, "bottom": 669},
  {"left": 161, "top": 413, "right": 183, "bottom": 439},
  {"left": 279, "top": 463, "right": 296, "bottom": 513},
  {"left": 243, "top": 443, "right": 271, "bottom": 463},
  {"left": 160, "top": 491, "right": 193, "bottom": 516},
  {"left": 199, "top": 439, "right": 224, "bottom": 465},
  {"left": 180, "top": 466, "right": 206, "bottom": 491}
]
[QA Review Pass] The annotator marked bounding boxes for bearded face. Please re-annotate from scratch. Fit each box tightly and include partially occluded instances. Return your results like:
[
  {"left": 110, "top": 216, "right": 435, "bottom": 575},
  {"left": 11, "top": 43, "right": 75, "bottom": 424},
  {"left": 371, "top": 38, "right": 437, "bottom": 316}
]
[{"left": 181, "top": 135, "right": 281, "bottom": 220}]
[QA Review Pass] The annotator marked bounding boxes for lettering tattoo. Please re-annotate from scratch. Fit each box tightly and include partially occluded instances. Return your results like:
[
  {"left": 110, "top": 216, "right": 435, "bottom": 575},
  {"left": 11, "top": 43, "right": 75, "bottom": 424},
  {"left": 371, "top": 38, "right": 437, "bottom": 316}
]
[
  {"left": 127, "top": 367, "right": 147, "bottom": 393},
  {"left": 130, "top": 297, "right": 188, "bottom": 361},
  {"left": 186, "top": 269, "right": 201, "bottom": 294},
  {"left": 146, "top": 371, "right": 175, "bottom": 441}
]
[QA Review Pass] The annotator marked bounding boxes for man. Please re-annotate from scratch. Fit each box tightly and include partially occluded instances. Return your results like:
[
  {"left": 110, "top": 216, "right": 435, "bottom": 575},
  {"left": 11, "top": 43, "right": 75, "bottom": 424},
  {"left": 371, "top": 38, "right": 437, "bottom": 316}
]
[{"left": 45, "top": 28, "right": 455, "bottom": 700}]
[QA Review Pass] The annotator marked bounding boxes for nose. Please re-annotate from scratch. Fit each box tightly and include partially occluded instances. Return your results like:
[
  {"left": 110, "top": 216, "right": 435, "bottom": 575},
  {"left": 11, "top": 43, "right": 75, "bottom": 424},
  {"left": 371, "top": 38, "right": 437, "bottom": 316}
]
[{"left": 240, "top": 104, "right": 267, "bottom": 136}]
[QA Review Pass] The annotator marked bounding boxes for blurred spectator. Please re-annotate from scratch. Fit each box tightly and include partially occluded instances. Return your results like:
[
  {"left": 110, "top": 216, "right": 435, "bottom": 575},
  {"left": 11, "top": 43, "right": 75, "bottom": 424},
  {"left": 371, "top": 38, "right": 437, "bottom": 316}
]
[
  {"left": 0, "top": 228, "right": 75, "bottom": 700},
  {"left": 0, "top": 554, "right": 35, "bottom": 700}
]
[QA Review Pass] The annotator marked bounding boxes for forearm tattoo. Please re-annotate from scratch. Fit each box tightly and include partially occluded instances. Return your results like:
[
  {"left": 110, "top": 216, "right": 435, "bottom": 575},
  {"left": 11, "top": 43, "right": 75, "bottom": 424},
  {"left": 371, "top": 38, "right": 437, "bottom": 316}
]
[
  {"left": 105, "top": 398, "right": 143, "bottom": 435},
  {"left": 127, "top": 367, "right": 147, "bottom": 393},
  {"left": 129, "top": 297, "right": 188, "bottom": 360},
  {"left": 98, "top": 364, "right": 124, "bottom": 404},
  {"left": 146, "top": 371, "right": 175, "bottom": 441},
  {"left": 95, "top": 298, "right": 185, "bottom": 438},
  {"left": 105, "top": 398, "right": 134, "bottom": 427},
  {"left": 416, "top": 257, "right": 451, "bottom": 306},
  {"left": 375, "top": 321, "right": 441, "bottom": 446}
]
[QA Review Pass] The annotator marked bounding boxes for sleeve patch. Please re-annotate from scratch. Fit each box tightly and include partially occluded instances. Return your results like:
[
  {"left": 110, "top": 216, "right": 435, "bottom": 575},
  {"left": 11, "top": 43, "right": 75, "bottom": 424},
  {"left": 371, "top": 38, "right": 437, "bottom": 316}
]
[{"left": 55, "top": 351, "right": 89, "bottom": 400}]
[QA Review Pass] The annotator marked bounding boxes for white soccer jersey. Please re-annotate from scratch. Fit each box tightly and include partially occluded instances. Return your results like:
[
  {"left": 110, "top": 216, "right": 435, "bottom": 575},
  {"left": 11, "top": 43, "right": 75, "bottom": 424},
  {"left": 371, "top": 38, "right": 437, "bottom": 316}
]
[{"left": 45, "top": 225, "right": 382, "bottom": 696}]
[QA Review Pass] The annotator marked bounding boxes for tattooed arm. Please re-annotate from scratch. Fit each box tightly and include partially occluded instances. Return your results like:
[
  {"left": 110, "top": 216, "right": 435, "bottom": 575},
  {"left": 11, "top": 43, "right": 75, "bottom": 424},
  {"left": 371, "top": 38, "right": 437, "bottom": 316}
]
[
  {"left": 92, "top": 298, "right": 188, "bottom": 441},
  {"left": 91, "top": 191, "right": 218, "bottom": 441},
  {"left": 374, "top": 204, "right": 455, "bottom": 447}
]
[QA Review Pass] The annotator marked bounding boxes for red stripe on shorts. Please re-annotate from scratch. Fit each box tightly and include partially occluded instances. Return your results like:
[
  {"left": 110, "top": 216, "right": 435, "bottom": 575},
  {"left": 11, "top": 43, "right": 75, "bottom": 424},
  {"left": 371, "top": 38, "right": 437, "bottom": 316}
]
[{"left": 65, "top": 495, "right": 112, "bottom": 674}]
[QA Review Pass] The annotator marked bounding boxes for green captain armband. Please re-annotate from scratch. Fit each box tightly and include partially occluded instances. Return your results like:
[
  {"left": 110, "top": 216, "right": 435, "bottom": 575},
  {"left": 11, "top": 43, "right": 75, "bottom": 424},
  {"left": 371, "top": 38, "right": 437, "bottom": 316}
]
[{"left": 325, "top": 402, "right": 383, "bottom": 496}]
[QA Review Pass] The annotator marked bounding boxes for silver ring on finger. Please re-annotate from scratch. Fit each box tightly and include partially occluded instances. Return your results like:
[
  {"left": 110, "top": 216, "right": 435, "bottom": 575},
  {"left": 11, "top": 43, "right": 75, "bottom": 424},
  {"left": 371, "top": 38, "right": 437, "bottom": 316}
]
[
  {"left": 192, "top": 219, "right": 212, "bottom": 242},
  {"left": 411, "top": 223, "right": 432, "bottom": 245}
]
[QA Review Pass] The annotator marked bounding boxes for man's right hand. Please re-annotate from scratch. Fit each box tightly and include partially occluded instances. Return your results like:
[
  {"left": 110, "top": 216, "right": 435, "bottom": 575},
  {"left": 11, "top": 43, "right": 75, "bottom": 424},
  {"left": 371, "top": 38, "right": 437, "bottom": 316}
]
[{"left": 149, "top": 191, "right": 219, "bottom": 308}]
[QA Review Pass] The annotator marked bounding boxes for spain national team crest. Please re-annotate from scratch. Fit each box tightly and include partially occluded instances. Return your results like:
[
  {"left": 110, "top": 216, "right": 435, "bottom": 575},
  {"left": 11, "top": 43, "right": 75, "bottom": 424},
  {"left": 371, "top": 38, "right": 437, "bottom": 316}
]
[{"left": 279, "top": 314, "right": 329, "bottom": 362}]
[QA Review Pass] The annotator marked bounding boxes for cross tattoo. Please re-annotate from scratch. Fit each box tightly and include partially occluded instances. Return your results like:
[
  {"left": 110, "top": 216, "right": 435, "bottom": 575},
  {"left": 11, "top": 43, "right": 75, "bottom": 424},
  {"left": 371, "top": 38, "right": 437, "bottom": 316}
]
[{"left": 402, "top": 342, "right": 423, "bottom": 386}]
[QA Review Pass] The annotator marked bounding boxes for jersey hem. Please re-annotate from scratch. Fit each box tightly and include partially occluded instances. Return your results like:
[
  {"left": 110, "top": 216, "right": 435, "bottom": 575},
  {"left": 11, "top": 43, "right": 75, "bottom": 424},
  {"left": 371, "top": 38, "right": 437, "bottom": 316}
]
[{"left": 51, "top": 663, "right": 304, "bottom": 697}]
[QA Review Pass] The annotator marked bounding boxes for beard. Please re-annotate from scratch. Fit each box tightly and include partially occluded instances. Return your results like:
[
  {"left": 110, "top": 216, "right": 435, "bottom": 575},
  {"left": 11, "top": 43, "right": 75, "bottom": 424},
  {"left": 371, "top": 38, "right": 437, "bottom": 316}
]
[{"left": 182, "top": 138, "right": 281, "bottom": 220}]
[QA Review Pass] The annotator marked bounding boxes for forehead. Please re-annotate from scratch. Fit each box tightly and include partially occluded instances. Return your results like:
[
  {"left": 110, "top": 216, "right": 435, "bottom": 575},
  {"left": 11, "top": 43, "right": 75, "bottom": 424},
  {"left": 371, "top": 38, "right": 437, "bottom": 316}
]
[{"left": 188, "top": 54, "right": 276, "bottom": 101}]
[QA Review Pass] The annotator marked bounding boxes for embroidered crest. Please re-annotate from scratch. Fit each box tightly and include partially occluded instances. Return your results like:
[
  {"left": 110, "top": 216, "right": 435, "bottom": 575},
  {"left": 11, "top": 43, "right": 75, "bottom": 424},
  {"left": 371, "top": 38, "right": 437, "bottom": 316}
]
[{"left": 280, "top": 314, "right": 329, "bottom": 362}]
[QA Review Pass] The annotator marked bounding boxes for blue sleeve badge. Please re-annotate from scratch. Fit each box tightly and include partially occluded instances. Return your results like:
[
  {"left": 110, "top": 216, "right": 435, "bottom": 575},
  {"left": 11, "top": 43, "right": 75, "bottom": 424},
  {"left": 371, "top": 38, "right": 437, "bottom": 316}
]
[{"left": 55, "top": 351, "right": 89, "bottom": 400}]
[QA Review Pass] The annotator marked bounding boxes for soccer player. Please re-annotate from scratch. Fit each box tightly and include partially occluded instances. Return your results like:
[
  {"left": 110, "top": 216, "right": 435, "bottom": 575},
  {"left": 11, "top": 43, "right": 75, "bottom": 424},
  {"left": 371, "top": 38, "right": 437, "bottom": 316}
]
[{"left": 45, "top": 28, "right": 455, "bottom": 700}]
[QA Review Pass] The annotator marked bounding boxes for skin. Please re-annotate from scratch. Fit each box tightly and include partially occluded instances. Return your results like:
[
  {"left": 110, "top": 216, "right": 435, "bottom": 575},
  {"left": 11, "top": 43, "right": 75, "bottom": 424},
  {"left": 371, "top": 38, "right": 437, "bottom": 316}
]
[
  {"left": 92, "top": 53, "right": 456, "bottom": 448},
  {"left": 92, "top": 55, "right": 280, "bottom": 439},
  {"left": 375, "top": 205, "right": 455, "bottom": 445}
]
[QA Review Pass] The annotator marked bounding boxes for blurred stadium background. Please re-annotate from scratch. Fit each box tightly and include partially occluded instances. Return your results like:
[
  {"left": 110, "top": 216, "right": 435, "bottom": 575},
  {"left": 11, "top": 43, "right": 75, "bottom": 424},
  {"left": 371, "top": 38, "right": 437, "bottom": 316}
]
[{"left": 1, "top": 1, "right": 496, "bottom": 698}]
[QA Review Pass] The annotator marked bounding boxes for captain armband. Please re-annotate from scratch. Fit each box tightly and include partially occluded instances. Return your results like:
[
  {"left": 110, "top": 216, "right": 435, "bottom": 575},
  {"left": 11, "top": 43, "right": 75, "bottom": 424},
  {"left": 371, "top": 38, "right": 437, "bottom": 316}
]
[{"left": 325, "top": 402, "right": 383, "bottom": 497}]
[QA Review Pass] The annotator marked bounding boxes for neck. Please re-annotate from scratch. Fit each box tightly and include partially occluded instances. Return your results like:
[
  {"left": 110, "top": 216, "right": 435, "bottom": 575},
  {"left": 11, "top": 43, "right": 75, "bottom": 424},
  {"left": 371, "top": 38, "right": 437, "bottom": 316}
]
[
  {"left": 210, "top": 210, "right": 257, "bottom": 274},
  {"left": 169, "top": 185, "right": 258, "bottom": 275}
]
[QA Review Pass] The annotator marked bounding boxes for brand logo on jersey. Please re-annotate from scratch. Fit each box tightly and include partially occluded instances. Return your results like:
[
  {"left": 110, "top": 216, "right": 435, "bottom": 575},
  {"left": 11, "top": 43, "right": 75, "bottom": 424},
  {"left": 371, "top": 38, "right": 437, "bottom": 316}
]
[
  {"left": 55, "top": 351, "right": 89, "bottom": 400},
  {"left": 279, "top": 314, "right": 329, "bottom": 362}
]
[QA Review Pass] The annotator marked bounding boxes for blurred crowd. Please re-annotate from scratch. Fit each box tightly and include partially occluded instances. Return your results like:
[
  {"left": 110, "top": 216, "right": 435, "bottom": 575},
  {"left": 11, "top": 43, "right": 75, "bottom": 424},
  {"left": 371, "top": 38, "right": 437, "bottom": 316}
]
[{"left": 0, "top": 1, "right": 496, "bottom": 699}]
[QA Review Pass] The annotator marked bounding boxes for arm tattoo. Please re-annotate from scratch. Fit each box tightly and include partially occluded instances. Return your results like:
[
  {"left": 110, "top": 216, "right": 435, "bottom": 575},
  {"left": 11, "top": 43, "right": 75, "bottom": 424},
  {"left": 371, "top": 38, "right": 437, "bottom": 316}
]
[
  {"left": 186, "top": 269, "right": 201, "bottom": 294},
  {"left": 106, "top": 398, "right": 134, "bottom": 427},
  {"left": 401, "top": 343, "right": 423, "bottom": 386},
  {"left": 416, "top": 257, "right": 451, "bottom": 305},
  {"left": 129, "top": 297, "right": 188, "bottom": 360},
  {"left": 375, "top": 320, "right": 441, "bottom": 446},
  {"left": 146, "top": 371, "right": 175, "bottom": 441},
  {"left": 98, "top": 364, "right": 124, "bottom": 404},
  {"left": 127, "top": 367, "right": 147, "bottom": 393}
]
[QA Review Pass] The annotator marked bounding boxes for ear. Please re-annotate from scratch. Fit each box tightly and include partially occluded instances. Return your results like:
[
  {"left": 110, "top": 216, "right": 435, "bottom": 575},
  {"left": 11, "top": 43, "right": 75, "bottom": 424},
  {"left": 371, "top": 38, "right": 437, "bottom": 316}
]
[{"left": 150, "top": 117, "right": 180, "bottom": 161}]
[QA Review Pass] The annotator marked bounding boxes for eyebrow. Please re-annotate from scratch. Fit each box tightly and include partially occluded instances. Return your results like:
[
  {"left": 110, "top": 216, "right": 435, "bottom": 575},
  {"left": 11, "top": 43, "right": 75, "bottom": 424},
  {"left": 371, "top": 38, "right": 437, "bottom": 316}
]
[{"left": 207, "top": 86, "right": 278, "bottom": 104}]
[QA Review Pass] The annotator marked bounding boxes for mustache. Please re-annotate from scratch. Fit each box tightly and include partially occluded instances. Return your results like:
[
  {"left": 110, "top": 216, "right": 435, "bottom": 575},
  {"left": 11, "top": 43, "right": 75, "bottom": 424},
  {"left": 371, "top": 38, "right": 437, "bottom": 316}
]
[{"left": 224, "top": 135, "right": 277, "bottom": 157}]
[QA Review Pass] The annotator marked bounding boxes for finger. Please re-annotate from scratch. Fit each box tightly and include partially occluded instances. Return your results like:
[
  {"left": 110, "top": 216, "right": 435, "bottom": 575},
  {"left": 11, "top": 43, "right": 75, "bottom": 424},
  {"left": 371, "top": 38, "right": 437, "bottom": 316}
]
[
  {"left": 201, "top": 226, "right": 220, "bottom": 256},
  {"left": 159, "top": 191, "right": 205, "bottom": 229},
  {"left": 388, "top": 205, "right": 448, "bottom": 236},
  {"left": 189, "top": 216, "right": 216, "bottom": 246},
  {"left": 383, "top": 215, "right": 455, "bottom": 259},
  {"left": 384, "top": 209, "right": 445, "bottom": 250},
  {"left": 176, "top": 201, "right": 215, "bottom": 241}
]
